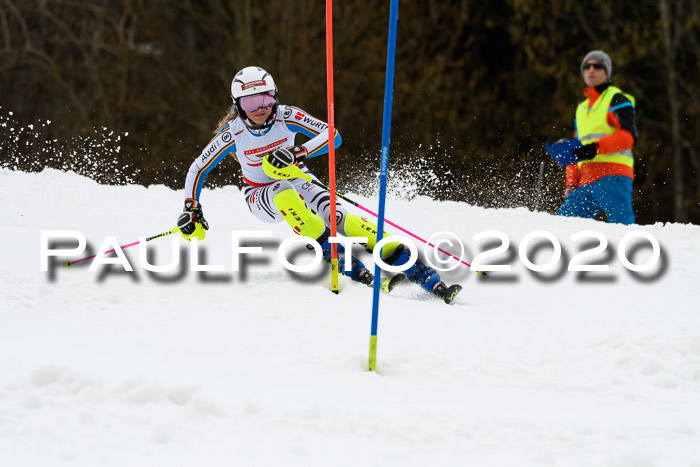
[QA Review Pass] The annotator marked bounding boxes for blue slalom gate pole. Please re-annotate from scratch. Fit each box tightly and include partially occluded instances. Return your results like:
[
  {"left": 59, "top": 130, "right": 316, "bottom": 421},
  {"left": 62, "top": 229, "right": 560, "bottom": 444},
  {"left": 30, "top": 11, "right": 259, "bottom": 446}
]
[{"left": 368, "top": 0, "right": 399, "bottom": 372}]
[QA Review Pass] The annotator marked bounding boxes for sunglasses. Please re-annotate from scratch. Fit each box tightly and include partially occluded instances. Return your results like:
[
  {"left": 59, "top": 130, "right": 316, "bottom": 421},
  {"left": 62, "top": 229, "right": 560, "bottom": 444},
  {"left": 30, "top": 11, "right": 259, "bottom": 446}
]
[
  {"left": 583, "top": 62, "right": 605, "bottom": 71},
  {"left": 239, "top": 92, "right": 276, "bottom": 112}
]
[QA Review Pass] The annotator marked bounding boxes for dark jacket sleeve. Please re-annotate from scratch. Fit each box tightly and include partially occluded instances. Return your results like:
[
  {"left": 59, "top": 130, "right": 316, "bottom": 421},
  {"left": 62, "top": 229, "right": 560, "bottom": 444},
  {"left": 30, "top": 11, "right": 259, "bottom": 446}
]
[
  {"left": 610, "top": 93, "right": 637, "bottom": 145},
  {"left": 596, "top": 93, "right": 637, "bottom": 154}
]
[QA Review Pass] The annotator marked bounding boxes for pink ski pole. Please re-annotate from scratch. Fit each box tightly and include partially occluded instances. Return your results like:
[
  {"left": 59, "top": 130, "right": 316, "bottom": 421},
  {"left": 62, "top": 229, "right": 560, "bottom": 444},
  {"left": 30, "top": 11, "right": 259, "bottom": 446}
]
[
  {"left": 65, "top": 227, "right": 179, "bottom": 268},
  {"left": 312, "top": 181, "right": 484, "bottom": 273}
]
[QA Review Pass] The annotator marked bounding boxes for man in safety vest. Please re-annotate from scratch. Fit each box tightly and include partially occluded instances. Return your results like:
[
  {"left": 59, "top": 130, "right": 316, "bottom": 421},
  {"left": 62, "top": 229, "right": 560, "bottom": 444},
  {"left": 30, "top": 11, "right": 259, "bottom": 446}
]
[{"left": 556, "top": 50, "right": 638, "bottom": 224}]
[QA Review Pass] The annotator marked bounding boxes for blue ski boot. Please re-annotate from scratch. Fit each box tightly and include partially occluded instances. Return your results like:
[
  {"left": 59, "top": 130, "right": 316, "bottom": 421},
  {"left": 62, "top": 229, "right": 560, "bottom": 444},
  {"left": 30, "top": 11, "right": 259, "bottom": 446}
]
[
  {"left": 384, "top": 244, "right": 463, "bottom": 304},
  {"left": 314, "top": 228, "right": 374, "bottom": 286}
]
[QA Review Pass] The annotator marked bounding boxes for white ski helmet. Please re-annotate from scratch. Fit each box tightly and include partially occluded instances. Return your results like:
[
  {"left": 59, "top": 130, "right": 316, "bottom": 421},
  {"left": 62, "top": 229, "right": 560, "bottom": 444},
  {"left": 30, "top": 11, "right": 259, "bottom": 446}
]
[{"left": 230, "top": 66, "right": 278, "bottom": 128}]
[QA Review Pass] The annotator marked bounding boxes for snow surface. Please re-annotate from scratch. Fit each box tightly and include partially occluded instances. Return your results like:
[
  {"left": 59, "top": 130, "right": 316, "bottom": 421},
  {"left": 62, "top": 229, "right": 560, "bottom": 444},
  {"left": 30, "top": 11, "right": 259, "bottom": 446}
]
[{"left": 2, "top": 167, "right": 700, "bottom": 467}]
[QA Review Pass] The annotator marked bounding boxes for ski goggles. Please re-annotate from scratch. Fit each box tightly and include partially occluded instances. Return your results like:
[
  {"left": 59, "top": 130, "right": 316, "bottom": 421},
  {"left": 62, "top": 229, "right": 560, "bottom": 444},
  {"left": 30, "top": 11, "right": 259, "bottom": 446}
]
[{"left": 239, "top": 92, "right": 276, "bottom": 112}]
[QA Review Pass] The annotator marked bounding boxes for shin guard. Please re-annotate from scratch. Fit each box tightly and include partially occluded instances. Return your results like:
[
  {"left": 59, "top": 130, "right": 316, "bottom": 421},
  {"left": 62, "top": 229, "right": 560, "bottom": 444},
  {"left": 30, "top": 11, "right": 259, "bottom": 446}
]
[
  {"left": 343, "top": 214, "right": 401, "bottom": 260},
  {"left": 273, "top": 189, "right": 326, "bottom": 239}
]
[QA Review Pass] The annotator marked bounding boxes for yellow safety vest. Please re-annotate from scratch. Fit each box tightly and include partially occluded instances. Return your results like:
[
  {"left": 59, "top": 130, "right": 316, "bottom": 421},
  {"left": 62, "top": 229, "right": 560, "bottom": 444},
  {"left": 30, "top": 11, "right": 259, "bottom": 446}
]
[{"left": 575, "top": 85, "right": 635, "bottom": 169}]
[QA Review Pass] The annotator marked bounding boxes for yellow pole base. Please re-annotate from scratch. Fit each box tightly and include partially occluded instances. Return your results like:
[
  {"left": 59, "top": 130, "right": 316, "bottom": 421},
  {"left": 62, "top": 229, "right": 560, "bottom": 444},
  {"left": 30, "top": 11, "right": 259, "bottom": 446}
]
[
  {"left": 331, "top": 258, "right": 339, "bottom": 294},
  {"left": 368, "top": 335, "right": 378, "bottom": 371}
]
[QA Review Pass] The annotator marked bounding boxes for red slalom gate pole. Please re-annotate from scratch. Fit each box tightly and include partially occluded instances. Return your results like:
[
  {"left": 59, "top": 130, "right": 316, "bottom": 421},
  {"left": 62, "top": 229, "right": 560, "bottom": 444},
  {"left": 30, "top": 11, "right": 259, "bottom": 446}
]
[{"left": 326, "top": 0, "right": 339, "bottom": 294}]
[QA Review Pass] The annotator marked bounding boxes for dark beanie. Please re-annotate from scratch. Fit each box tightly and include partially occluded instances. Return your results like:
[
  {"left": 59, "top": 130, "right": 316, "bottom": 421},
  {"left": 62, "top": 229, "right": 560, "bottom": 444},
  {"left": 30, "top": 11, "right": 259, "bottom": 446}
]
[{"left": 580, "top": 50, "right": 612, "bottom": 78}]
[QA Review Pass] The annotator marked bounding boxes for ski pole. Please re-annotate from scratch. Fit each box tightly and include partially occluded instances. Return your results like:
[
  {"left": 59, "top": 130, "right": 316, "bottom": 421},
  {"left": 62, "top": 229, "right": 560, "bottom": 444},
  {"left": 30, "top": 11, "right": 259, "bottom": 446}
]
[
  {"left": 64, "top": 227, "right": 180, "bottom": 268},
  {"left": 534, "top": 133, "right": 551, "bottom": 211},
  {"left": 310, "top": 180, "right": 485, "bottom": 272}
]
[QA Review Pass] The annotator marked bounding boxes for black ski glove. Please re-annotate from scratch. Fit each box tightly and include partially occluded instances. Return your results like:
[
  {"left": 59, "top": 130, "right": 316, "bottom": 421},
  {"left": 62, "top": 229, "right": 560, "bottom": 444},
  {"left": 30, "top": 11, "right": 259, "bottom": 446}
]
[
  {"left": 573, "top": 143, "right": 598, "bottom": 160},
  {"left": 177, "top": 199, "right": 209, "bottom": 235},
  {"left": 268, "top": 145, "right": 308, "bottom": 168}
]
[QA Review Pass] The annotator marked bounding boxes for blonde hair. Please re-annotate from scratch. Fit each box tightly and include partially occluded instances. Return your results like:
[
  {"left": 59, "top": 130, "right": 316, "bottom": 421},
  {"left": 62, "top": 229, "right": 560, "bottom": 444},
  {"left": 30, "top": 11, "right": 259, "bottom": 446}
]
[{"left": 214, "top": 104, "right": 238, "bottom": 133}]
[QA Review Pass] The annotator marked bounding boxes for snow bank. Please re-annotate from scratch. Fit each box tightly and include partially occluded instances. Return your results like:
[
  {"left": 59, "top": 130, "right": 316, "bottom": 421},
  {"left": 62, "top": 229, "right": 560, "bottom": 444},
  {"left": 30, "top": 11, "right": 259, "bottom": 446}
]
[{"left": 2, "top": 168, "right": 699, "bottom": 466}]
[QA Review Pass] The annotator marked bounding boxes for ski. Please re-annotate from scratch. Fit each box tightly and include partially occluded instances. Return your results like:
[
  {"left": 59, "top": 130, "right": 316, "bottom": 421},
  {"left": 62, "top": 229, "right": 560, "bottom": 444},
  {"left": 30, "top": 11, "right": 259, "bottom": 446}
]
[
  {"left": 433, "top": 281, "right": 463, "bottom": 305},
  {"left": 349, "top": 269, "right": 405, "bottom": 294},
  {"left": 355, "top": 268, "right": 460, "bottom": 303},
  {"left": 377, "top": 273, "right": 406, "bottom": 293},
  {"left": 441, "top": 284, "right": 462, "bottom": 305}
]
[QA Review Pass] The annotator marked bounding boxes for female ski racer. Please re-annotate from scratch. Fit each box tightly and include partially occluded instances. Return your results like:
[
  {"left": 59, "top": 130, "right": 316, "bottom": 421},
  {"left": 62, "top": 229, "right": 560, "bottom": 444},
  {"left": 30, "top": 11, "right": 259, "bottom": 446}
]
[{"left": 176, "top": 66, "right": 461, "bottom": 303}]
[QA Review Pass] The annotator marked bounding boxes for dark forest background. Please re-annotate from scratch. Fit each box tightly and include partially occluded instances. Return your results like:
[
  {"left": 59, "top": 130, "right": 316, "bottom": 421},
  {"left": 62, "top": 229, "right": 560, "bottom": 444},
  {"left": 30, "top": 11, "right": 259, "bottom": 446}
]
[{"left": 1, "top": 0, "right": 698, "bottom": 224}]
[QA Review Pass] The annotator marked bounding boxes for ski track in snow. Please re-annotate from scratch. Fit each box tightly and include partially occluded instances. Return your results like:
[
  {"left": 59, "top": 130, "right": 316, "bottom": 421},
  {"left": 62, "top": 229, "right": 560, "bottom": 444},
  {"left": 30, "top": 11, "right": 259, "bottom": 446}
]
[{"left": 2, "top": 168, "right": 700, "bottom": 467}]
